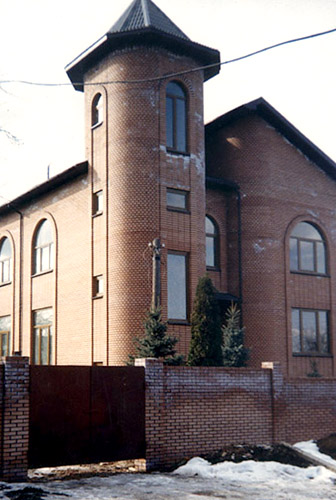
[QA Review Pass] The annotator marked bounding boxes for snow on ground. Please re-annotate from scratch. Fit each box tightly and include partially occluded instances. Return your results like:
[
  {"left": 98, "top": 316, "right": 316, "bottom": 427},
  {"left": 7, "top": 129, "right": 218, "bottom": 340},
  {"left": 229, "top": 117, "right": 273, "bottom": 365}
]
[
  {"left": 1, "top": 442, "right": 336, "bottom": 499},
  {"left": 295, "top": 440, "right": 336, "bottom": 470}
]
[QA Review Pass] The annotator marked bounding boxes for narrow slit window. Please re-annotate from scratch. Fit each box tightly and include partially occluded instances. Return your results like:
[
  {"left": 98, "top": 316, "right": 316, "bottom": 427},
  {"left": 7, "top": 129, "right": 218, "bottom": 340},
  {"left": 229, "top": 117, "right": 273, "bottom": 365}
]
[
  {"left": 92, "top": 93, "right": 103, "bottom": 127},
  {"left": 166, "top": 82, "right": 187, "bottom": 153}
]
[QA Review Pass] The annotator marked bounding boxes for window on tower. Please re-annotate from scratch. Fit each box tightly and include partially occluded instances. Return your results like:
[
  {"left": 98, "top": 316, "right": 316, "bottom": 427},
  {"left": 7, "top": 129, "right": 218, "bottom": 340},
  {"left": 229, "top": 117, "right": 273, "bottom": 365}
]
[
  {"left": 92, "top": 93, "right": 103, "bottom": 127},
  {"left": 166, "top": 81, "right": 187, "bottom": 153}
]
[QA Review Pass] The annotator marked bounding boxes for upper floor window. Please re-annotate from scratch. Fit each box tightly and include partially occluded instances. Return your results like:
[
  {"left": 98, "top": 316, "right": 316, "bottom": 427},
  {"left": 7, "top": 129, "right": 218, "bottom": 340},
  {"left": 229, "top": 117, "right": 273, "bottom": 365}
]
[
  {"left": 166, "top": 188, "right": 189, "bottom": 212},
  {"left": 292, "top": 308, "right": 329, "bottom": 355},
  {"left": 0, "top": 237, "right": 12, "bottom": 284},
  {"left": 32, "top": 308, "right": 53, "bottom": 365},
  {"left": 33, "top": 220, "right": 54, "bottom": 275},
  {"left": 92, "top": 93, "right": 103, "bottom": 127},
  {"left": 289, "top": 222, "right": 326, "bottom": 274},
  {"left": 166, "top": 81, "right": 187, "bottom": 153},
  {"left": 206, "top": 216, "right": 219, "bottom": 269}
]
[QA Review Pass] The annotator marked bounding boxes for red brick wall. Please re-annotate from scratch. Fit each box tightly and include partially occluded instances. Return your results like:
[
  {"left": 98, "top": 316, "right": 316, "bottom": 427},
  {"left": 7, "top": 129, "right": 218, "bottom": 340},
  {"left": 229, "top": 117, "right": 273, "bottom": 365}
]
[
  {"left": 0, "top": 356, "right": 29, "bottom": 481},
  {"left": 206, "top": 115, "right": 336, "bottom": 377},
  {"left": 85, "top": 46, "right": 208, "bottom": 364},
  {"left": 137, "top": 359, "right": 336, "bottom": 470}
]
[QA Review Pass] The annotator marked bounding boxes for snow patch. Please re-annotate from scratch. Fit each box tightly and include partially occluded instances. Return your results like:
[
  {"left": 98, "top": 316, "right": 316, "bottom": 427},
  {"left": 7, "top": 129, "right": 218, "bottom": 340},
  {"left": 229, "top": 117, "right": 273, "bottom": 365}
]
[{"left": 253, "top": 242, "right": 265, "bottom": 253}]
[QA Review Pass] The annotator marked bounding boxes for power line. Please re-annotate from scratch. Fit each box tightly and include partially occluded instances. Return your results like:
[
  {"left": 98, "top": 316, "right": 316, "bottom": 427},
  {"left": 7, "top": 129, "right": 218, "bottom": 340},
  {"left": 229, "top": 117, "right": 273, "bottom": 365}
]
[{"left": 0, "top": 27, "right": 335, "bottom": 88}]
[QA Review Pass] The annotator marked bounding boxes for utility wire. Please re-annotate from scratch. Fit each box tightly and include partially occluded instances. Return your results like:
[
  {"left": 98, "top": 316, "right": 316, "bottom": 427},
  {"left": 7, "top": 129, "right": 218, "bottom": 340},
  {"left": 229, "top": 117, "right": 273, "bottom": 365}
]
[{"left": 0, "top": 27, "right": 335, "bottom": 88}]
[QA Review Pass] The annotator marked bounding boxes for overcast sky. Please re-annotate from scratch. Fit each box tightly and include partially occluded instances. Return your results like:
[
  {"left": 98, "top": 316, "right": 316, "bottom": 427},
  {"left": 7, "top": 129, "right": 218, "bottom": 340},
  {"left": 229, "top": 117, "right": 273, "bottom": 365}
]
[{"left": 1, "top": 0, "right": 335, "bottom": 201}]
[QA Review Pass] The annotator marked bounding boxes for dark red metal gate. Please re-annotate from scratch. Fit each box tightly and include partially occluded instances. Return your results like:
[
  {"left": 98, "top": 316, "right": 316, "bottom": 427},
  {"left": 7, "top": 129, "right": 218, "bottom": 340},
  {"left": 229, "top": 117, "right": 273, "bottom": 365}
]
[{"left": 29, "top": 366, "right": 145, "bottom": 468}]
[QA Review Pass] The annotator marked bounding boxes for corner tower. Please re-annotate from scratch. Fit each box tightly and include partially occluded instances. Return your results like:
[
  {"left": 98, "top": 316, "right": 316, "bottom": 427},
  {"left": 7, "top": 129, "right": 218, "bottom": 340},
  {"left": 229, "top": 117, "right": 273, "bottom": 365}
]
[{"left": 66, "top": 0, "right": 220, "bottom": 364}]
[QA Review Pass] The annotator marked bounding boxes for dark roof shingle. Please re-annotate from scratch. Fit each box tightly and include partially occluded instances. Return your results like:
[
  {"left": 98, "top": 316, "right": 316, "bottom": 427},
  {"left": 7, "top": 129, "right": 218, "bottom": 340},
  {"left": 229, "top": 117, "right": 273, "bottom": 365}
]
[{"left": 109, "top": 0, "right": 189, "bottom": 40}]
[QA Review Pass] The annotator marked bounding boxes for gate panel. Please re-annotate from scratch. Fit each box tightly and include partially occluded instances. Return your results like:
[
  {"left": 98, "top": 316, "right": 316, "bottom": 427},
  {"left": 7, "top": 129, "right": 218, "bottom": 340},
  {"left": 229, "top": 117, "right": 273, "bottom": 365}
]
[
  {"left": 29, "top": 366, "right": 145, "bottom": 468},
  {"left": 29, "top": 366, "right": 91, "bottom": 468},
  {"left": 90, "top": 366, "right": 145, "bottom": 462}
]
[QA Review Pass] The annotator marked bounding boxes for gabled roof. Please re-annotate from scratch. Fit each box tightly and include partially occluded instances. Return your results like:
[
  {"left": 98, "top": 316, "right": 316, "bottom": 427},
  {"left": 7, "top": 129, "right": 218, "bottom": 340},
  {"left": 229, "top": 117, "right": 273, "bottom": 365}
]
[
  {"left": 205, "top": 98, "right": 336, "bottom": 182},
  {"left": 0, "top": 162, "right": 88, "bottom": 217},
  {"left": 109, "top": 0, "right": 189, "bottom": 40},
  {"left": 65, "top": 0, "right": 220, "bottom": 91}
]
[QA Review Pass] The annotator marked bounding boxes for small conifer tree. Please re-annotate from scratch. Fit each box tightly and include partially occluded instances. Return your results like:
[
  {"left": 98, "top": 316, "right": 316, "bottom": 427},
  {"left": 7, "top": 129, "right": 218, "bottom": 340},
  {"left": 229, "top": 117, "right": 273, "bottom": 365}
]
[
  {"left": 188, "top": 276, "right": 223, "bottom": 366},
  {"left": 222, "top": 302, "right": 249, "bottom": 367},
  {"left": 129, "top": 308, "right": 184, "bottom": 365}
]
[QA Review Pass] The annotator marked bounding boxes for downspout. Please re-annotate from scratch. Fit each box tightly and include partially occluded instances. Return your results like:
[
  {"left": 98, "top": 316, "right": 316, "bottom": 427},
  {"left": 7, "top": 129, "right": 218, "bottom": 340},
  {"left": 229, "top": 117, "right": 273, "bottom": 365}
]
[
  {"left": 236, "top": 188, "right": 243, "bottom": 324},
  {"left": 7, "top": 204, "right": 23, "bottom": 354}
]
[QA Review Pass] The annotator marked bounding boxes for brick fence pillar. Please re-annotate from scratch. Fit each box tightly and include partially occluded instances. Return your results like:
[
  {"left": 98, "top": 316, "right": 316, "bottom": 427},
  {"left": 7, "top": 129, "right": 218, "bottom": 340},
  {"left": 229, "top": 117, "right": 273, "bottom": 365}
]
[
  {"left": 135, "top": 358, "right": 164, "bottom": 471},
  {"left": 262, "top": 361, "right": 285, "bottom": 443},
  {"left": 0, "top": 356, "right": 29, "bottom": 482}
]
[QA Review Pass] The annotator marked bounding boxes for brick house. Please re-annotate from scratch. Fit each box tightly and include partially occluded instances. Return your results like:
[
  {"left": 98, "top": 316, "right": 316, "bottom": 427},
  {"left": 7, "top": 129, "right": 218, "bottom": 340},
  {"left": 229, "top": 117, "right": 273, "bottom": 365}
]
[{"left": 0, "top": 0, "right": 335, "bottom": 377}]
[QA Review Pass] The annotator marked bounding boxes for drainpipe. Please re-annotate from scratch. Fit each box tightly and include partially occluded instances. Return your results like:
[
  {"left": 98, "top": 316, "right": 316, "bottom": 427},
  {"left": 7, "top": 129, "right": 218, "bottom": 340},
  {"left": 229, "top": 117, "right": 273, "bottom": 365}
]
[{"left": 7, "top": 204, "right": 23, "bottom": 354}]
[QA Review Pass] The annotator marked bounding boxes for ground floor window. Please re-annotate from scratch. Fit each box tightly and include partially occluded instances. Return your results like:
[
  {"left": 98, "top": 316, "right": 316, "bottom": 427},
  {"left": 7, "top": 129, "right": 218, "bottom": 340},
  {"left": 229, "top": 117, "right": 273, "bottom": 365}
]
[
  {"left": 167, "top": 252, "right": 187, "bottom": 321},
  {"left": 32, "top": 308, "right": 53, "bottom": 365},
  {"left": 292, "top": 308, "right": 329, "bottom": 355},
  {"left": 0, "top": 315, "right": 10, "bottom": 356}
]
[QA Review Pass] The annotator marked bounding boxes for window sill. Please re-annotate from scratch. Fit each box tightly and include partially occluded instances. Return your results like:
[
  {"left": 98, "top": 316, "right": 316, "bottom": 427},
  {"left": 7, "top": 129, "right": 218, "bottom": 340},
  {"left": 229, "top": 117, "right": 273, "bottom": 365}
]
[
  {"left": 92, "top": 211, "right": 103, "bottom": 218},
  {"left": 93, "top": 294, "right": 103, "bottom": 300},
  {"left": 293, "top": 353, "right": 332, "bottom": 358},
  {"left": 290, "top": 270, "right": 329, "bottom": 278},
  {"left": 168, "top": 319, "right": 190, "bottom": 326},
  {"left": 166, "top": 148, "right": 190, "bottom": 157},
  {"left": 91, "top": 121, "right": 103, "bottom": 130},
  {"left": 32, "top": 269, "right": 53, "bottom": 278},
  {"left": 0, "top": 281, "right": 12, "bottom": 288},
  {"left": 167, "top": 207, "right": 190, "bottom": 214},
  {"left": 206, "top": 266, "right": 220, "bottom": 272}
]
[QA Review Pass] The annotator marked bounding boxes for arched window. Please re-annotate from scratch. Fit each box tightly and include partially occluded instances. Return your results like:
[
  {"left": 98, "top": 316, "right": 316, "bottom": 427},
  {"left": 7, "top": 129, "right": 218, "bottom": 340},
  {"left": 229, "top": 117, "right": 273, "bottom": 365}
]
[
  {"left": 206, "top": 216, "right": 219, "bottom": 268},
  {"left": 92, "top": 93, "right": 103, "bottom": 127},
  {"left": 166, "top": 81, "right": 187, "bottom": 153},
  {"left": 0, "top": 237, "right": 12, "bottom": 284},
  {"left": 289, "top": 221, "right": 326, "bottom": 274},
  {"left": 33, "top": 220, "right": 54, "bottom": 274}
]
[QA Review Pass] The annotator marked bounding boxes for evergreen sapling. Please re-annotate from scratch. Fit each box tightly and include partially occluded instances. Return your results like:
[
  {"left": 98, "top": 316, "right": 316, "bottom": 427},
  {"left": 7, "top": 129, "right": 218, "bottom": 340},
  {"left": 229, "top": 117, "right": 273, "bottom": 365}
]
[
  {"left": 188, "top": 276, "right": 223, "bottom": 366},
  {"left": 222, "top": 302, "right": 249, "bottom": 367}
]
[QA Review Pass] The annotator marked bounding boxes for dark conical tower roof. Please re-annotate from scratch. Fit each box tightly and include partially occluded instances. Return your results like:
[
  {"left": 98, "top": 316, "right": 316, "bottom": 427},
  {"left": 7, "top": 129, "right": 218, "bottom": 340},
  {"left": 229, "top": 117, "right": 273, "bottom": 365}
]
[
  {"left": 66, "top": 0, "right": 220, "bottom": 91},
  {"left": 109, "top": 0, "right": 189, "bottom": 40}
]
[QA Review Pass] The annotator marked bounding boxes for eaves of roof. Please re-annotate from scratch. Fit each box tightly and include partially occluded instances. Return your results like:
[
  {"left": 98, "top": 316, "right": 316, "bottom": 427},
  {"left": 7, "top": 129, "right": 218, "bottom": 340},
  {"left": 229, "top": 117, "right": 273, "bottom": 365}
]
[
  {"left": 205, "top": 97, "right": 336, "bottom": 182},
  {"left": 66, "top": 28, "right": 220, "bottom": 91},
  {"left": 0, "top": 161, "right": 88, "bottom": 217}
]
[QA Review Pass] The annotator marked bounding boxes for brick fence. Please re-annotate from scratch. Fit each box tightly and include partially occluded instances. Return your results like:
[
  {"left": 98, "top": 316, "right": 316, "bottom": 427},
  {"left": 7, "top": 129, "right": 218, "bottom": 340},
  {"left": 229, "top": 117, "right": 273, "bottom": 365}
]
[
  {"left": 135, "top": 359, "right": 336, "bottom": 470},
  {"left": 1, "top": 356, "right": 336, "bottom": 480},
  {"left": 0, "top": 356, "right": 29, "bottom": 481}
]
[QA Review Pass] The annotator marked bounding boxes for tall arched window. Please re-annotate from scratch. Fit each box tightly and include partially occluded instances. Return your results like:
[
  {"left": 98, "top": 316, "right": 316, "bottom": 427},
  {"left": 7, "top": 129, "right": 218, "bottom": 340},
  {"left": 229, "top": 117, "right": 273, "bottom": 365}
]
[
  {"left": 289, "top": 221, "right": 326, "bottom": 274},
  {"left": 0, "top": 237, "right": 12, "bottom": 284},
  {"left": 166, "top": 81, "right": 187, "bottom": 153},
  {"left": 92, "top": 93, "right": 103, "bottom": 127},
  {"left": 33, "top": 220, "right": 54, "bottom": 274},
  {"left": 206, "top": 216, "right": 219, "bottom": 268}
]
